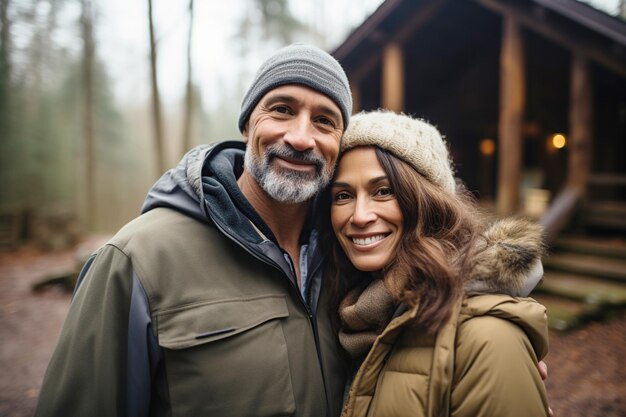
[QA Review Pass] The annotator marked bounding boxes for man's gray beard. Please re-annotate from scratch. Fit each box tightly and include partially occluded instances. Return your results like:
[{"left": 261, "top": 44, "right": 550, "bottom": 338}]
[{"left": 244, "top": 145, "right": 333, "bottom": 204}]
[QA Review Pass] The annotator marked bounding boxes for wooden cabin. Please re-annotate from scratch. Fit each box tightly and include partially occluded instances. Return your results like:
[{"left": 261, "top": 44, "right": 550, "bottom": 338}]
[
  {"left": 333, "top": 0, "right": 625, "bottom": 235},
  {"left": 333, "top": 0, "right": 626, "bottom": 330}
]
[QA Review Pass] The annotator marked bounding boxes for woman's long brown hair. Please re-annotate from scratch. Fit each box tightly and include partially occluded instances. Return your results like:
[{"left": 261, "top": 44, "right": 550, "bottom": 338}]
[{"left": 319, "top": 147, "right": 485, "bottom": 334}]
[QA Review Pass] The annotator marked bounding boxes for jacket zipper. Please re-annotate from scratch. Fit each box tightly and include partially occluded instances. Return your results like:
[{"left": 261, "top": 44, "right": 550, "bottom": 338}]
[{"left": 209, "top": 216, "right": 331, "bottom": 414}]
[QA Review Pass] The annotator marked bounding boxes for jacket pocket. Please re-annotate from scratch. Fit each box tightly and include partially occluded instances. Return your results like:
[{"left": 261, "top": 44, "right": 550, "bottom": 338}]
[
  {"left": 156, "top": 295, "right": 296, "bottom": 417},
  {"left": 157, "top": 294, "right": 289, "bottom": 349}
]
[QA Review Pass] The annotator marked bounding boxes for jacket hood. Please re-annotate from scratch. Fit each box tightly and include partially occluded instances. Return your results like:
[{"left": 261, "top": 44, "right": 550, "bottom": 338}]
[
  {"left": 461, "top": 294, "right": 549, "bottom": 360},
  {"left": 465, "top": 218, "right": 546, "bottom": 297},
  {"left": 141, "top": 141, "right": 273, "bottom": 243},
  {"left": 142, "top": 144, "right": 217, "bottom": 221}
]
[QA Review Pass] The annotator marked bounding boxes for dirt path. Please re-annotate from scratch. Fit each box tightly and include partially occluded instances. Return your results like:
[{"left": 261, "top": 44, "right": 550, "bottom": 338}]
[
  {"left": 0, "top": 243, "right": 624, "bottom": 417},
  {"left": 545, "top": 310, "right": 626, "bottom": 416},
  {"left": 0, "top": 247, "right": 74, "bottom": 417}
]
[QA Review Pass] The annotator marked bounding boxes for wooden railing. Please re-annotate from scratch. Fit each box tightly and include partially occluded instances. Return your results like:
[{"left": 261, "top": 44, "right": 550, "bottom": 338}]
[
  {"left": 540, "top": 173, "right": 626, "bottom": 244},
  {"left": 540, "top": 186, "right": 583, "bottom": 245}
]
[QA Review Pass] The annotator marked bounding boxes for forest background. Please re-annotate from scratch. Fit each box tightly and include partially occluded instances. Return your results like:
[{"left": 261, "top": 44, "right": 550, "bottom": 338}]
[{"left": 0, "top": 0, "right": 623, "bottom": 238}]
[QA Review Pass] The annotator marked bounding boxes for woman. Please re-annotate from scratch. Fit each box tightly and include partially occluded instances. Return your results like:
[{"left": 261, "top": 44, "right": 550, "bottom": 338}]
[{"left": 319, "top": 110, "right": 550, "bottom": 417}]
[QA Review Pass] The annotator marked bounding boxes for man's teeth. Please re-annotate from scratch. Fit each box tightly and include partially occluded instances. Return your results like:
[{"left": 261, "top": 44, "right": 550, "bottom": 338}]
[{"left": 352, "top": 235, "right": 386, "bottom": 245}]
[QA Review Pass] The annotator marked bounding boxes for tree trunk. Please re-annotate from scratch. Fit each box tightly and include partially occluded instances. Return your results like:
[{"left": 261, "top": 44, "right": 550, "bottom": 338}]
[
  {"left": 0, "top": 0, "right": 10, "bottom": 94},
  {"left": 81, "top": 0, "right": 95, "bottom": 231},
  {"left": 0, "top": 0, "right": 13, "bottom": 205},
  {"left": 148, "top": 0, "right": 165, "bottom": 175},
  {"left": 181, "top": 0, "right": 194, "bottom": 156},
  {"left": 0, "top": 0, "right": 11, "bottom": 141}
]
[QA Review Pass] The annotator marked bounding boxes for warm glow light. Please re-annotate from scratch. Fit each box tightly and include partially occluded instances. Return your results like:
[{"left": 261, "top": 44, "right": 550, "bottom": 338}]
[
  {"left": 480, "top": 138, "right": 496, "bottom": 156},
  {"left": 552, "top": 134, "right": 566, "bottom": 149}
]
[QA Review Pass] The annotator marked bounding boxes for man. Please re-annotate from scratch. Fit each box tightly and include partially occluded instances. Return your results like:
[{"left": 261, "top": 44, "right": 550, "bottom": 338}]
[{"left": 35, "top": 43, "right": 352, "bottom": 417}]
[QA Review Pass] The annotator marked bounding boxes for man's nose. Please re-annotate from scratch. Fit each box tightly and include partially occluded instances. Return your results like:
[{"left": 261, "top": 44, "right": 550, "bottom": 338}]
[{"left": 284, "top": 115, "right": 315, "bottom": 152}]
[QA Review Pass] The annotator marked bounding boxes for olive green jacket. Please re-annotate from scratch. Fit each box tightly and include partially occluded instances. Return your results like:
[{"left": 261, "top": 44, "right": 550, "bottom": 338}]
[{"left": 35, "top": 142, "right": 347, "bottom": 417}]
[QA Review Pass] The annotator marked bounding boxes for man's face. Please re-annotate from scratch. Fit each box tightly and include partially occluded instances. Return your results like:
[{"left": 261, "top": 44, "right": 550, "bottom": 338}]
[{"left": 242, "top": 84, "right": 344, "bottom": 204}]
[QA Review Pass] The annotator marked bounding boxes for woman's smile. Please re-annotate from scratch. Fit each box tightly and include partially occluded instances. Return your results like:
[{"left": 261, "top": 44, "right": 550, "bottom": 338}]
[{"left": 350, "top": 233, "right": 390, "bottom": 248}]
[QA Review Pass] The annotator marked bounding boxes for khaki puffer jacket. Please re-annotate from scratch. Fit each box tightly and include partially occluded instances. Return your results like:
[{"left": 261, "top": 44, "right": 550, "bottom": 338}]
[{"left": 341, "top": 219, "right": 550, "bottom": 417}]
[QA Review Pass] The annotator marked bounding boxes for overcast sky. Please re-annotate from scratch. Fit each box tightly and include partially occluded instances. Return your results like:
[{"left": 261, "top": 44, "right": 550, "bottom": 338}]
[
  {"left": 96, "top": 0, "right": 384, "bottom": 107},
  {"left": 92, "top": 0, "right": 621, "bottom": 110}
]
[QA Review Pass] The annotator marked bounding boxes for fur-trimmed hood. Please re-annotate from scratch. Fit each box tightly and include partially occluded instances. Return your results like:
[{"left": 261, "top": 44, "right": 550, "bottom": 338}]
[{"left": 465, "top": 218, "right": 546, "bottom": 297}]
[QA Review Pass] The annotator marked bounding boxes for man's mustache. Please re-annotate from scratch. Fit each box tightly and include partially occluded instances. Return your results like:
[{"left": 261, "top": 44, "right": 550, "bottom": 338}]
[{"left": 265, "top": 145, "right": 325, "bottom": 173}]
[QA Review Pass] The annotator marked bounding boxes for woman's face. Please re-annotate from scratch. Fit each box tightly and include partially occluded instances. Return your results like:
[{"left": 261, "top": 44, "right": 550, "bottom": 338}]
[{"left": 330, "top": 146, "right": 404, "bottom": 272}]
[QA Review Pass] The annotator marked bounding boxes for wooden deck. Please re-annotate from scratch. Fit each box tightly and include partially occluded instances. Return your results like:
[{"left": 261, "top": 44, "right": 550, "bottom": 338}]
[{"left": 532, "top": 234, "right": 626, "bottom": 330}]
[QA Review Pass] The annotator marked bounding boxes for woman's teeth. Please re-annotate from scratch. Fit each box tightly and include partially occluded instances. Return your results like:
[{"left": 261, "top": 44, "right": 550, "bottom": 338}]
[{"left": 352, "top": 234, "right": 386, "bottom": 245}]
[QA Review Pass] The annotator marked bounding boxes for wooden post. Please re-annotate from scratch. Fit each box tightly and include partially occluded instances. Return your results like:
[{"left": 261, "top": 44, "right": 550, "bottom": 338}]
[
  {"left": 496, "top": 15, "right": 525, "bottom": 215},
  {"left": 382, "top": 42, "right": 404, "bottom": 112},
  {"left": 567, "top": 54, "right": 592, "bottom": 190}
]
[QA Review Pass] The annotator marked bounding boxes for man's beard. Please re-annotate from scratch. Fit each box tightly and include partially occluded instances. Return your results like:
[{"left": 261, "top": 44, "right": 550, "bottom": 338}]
[{"left": 244, "top": 144, "right": 333, "bottom": 204}]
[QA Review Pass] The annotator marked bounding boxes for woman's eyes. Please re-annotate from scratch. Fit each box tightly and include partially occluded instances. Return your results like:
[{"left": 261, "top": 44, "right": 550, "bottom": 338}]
[
  {"left": 375, "top": 186, "right": 394, "bottom": 197},
  {"left": 333, "top": 187, "right": 394, "bottom": 202},
  {"left": 334, "top": 191, "right": 352, "bottom": 202}
]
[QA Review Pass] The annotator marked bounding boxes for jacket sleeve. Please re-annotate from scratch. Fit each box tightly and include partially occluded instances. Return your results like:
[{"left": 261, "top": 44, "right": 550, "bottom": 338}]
[
  {"left": 34, "top": 244, "right": 161, "bottom": 417},
  {"left": 450, "top": 315, "right": 550, "bottom": 417}
]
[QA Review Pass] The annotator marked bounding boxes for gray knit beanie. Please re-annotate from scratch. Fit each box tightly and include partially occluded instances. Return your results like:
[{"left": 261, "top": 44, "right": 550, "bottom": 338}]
[
  {"left": 238, "top": 43, "right": 352, "bottom": 132},
  {"left": 341, "top": 110, "right": 457, "bottom": 195}
]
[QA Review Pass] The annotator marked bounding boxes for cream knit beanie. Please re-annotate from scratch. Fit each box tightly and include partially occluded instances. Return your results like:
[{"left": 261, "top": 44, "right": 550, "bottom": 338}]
[{"left": 341, "top": 110, "right": 456, "bottom": 195}]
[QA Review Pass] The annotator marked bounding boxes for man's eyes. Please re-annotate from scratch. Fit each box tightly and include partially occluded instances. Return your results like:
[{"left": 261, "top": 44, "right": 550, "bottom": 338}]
[
  {"left": 272, "top": 105, "right": 290, "bottom": 114},
  {"left": 316, "top": 117, "right": 334, "bottom": 126}
]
